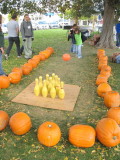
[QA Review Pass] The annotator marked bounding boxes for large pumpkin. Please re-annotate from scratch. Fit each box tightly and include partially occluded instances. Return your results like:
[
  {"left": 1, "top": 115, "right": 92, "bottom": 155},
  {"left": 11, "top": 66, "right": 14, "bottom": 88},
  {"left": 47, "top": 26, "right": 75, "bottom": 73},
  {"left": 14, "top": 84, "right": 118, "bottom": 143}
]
[
  {"left": 0, "top": 76, "right": 10, "bottom": 89},
  {"left": 22, "top": 66, "right": 31, "bottom": 75},
  {"left": 97, "top": 83, "right": 112, "bottom": 97},
  {"left": 9, "top": 112, "right": 32, "bottom": 135},
  {"left": 104, "top": 91, "right": 120, "bottom": 108},
  {"left": 12, "top": 67, "right": 23, "bottom": 77},
  {"left": 23, "top": 63, "right": 33, "bottom": 71},
  {"left": 37, "top": 121, "right": 61, "bottom": 147},
  {"left": 69, "top": 124, "right": 96, "bottom": 148},
  {"left": 0, "top": 110, "right": 9, "bottom": 131},
  {"left": 96, "top": 118, "right": 120, "bottom": 147},
  {"left": 101, "top": 65, "right": 111, "bottom": 72},
  {"left": 8, "top": 72, "right": 21, "bottom": 84},
  {"left": 28, "top": 59, "right": 38, "bottom": 68},
  {"left": 107, "top": 107, "right": 120, "bottom": 125},
  {"left": 96, "top": 76, "right": 108, "bottom": 86}
]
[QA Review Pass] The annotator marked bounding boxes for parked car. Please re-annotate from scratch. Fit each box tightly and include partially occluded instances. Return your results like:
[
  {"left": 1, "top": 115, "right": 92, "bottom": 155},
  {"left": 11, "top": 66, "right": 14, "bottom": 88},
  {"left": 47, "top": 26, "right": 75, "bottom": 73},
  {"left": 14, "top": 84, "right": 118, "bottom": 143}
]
[
  {"left": 31, "top": 22, "right": 38, "bottom": 30},
  {"left": 49, "top": 22, "right": 59, "bottom": 29},
  {"left": 58, "top": 20, "right": 69, "bottom": 28},
  {"left": 36, "top": 21, "right": 49, "bottom": 30},
  {"left": 2, "top": 24, "right": 8, "bottom": 34}
]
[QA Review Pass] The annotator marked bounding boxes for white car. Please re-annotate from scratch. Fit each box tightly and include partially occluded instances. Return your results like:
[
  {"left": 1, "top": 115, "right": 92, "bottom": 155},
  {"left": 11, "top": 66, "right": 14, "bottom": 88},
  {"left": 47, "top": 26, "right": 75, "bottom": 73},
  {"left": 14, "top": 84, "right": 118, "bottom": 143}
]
[
  {"left": 36, "top": 21, "right": 49, "bottom": 30},
  {"left": 2, "top": 24, "right": 8, "bottom": 34},
  {"left": 49, "top": 22, "right": 59, "bottom": 29}
]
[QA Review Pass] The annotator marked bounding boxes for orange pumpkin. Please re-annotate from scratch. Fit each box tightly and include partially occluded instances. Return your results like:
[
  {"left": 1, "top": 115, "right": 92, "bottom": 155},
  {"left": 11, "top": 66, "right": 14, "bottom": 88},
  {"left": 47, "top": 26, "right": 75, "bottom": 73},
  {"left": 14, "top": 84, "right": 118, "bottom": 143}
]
[
  {"left": 98, "top": 61, "right": 108, "bottom": 70},
  {"left": 32, "top": 55, "right": 41, "bottom": 63},
  {"left": 46, "top": 47, "right": 54, "bottom": 54},
  {"left": 9, "top": 112, "right": 32, "bottom": 135},
  {"left": 12, "top": 67, "right": 23, "bottom": 77},
  {"left": 96, "top": 118, "right": 120, "bottom": 147},
  {"left": 37, "top": 121, "right": 61, "bottom": 147},
  {"left": 97, "top": 83, "right": 112, "bottom": 97},
  {"left": 69, "top": 124, "right": 96, "bottom": 148},
  {"left": 0, "top": 110, "right": 9, "bottom": 131},
  {"left": 0, "top": 76, "right": 10, "bottom": 89},
  {"left": 23, "top": 63, "right": 33, "bottom": 71},
  {"left": 104, "top": 91, "right": 120, "bottom": 108},
  {"left": 96, "top": 76, "right": 108, "bottom": 86},
  {"left": 101, "top": 65, "right": 111, "bottom": 72},
  {"left": 100, "top": 70, "right": 111, "bottom": 78},
  {"left": 22, "top": 66, "right": 31, "bottom": 75},
  {"left": 39, "top": 54, "right": 46, "bottom": 61},
  {"left": 107, "top": 107, "right": 120, "bottom": 125},
  {"left": 62, "top": 54, "right": 71, "bottom": 61},
  {"left": 97, "top": 49, "right": 105, "bottom": 58},
  {"left": 28, "top": 59, "right": 38, "bottom": 68},
  {"left": 8, "top": 72, "right": 21, "bottom": 84},
  {"left": 99, "top": 55, "right": 108, "bottom": 61}
]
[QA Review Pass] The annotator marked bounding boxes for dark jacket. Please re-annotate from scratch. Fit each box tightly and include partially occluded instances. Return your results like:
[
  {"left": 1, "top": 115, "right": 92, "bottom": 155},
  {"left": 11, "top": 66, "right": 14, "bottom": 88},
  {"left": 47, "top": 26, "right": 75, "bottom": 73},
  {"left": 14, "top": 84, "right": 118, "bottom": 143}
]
[
  {"left": 0, "top": 31, "right": 4, "bottom": 48},
  {"left": 68, "top": 29, "right": 76, "bottom": 44}
]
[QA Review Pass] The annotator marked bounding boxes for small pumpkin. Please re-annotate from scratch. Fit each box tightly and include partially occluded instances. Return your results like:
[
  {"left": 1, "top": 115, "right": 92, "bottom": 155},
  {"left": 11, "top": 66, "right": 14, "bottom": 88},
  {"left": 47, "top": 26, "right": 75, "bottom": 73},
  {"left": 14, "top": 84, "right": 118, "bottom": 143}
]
[
  {"left": 9, "top": 112, "right": 32, "bottom": 135},
  {"left": 62, "top": 54, "right": 71, "bottom": 61},
  {"left": 100, "top": 70, "right": 111, "bottom": 78},
  {"left": 97, "top": 49, "right": 105, "bottom": 58},
  {"left": 46, "top": 47, "right": 54, "bottom": 54},
  {"left": 69, "top": 124, "right": 96, "bottom": 148},
  {"left": 8, "top": 72, "right": 21, "bottom": 84},
  {"left": 107, "top": 107, "right": 120, "bottom": 125},
  {"left": 97, "top": 83, "right": 112, "bottom": 97},
  {"left": 104, "top": 91, "right": 120, "bottom": 108},
  {"left": 0, "top": 110, "right": 9, "bottom": 131},
  {"left": 99, "top": 56, "right": 108, "bottom": 61},
  {"left": 98, "top": 61, "right": 108, "bottom": 70},
  {"left": 0, "top": 76, "right": 10, "bottom": 89},
  {"left": 96, "top": 118, "right": 120, "bottom": 147},
  {"left": 37, "top": 121, "right": 61, "bottom": 147},
  {"left": 39, "top": 54, "right": 46, "bottom": 61},
  {"left": 32, "top": 55, "right": 41, "bottom": 63}
]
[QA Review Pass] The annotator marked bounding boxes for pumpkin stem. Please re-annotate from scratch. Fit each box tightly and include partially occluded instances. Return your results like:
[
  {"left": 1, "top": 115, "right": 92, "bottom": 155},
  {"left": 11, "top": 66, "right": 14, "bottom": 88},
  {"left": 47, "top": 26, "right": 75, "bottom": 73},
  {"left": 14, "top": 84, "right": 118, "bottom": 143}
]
[
  {"left": 48, "top": 124, "right": 52, "bottom": 128},
  {"left": 113, "top": 136, "right": 117, "bottom": 140}
]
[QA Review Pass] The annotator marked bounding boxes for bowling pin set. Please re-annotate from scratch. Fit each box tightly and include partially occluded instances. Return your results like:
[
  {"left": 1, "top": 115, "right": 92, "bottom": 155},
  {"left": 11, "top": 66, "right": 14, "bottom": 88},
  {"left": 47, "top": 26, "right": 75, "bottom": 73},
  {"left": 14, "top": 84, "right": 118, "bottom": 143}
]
[{"left": 34, "top": 73, "right": 65, "bottom": 99}]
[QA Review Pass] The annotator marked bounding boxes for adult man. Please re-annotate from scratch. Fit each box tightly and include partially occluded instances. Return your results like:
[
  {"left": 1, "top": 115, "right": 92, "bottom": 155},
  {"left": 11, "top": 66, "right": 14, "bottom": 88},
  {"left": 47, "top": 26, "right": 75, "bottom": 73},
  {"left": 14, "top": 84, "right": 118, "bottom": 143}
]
[
  {"left": 116, "top": 20, "right": 120, "bottom": 48},
  {"left": 20, "top": 14, "right": 34, "bottom": 59},
  {"left": 5, "top": 14, "right": 21, "bottom": 59}
]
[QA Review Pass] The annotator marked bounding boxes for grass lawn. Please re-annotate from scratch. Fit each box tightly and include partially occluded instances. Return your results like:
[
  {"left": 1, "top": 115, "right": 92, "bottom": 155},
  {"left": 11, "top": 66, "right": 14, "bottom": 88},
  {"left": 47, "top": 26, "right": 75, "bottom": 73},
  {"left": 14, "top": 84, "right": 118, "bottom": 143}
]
[{"left": 0, "top": 29, "right": 120, "bottom": 160}]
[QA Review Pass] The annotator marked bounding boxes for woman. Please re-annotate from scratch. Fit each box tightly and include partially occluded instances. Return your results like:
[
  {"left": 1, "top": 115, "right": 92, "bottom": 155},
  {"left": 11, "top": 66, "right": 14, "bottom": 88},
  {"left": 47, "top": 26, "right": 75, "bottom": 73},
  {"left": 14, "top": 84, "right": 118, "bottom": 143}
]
[{"left": 0, "top": 14, "right": 6, "bottom": 76}]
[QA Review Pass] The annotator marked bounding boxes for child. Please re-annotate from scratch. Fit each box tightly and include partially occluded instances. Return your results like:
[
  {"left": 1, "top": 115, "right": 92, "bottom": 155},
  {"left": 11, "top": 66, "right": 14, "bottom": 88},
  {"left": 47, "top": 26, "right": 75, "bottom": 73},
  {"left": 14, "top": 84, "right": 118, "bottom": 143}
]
[
  {"left": 74, "top": 27, "right": 83, "bottom": 58},
  {"left": 0, "top": 14, "right": 6, "bottom": 76},
  {"left": 68, "top": 24, "right": 77, "bottom": 53}
]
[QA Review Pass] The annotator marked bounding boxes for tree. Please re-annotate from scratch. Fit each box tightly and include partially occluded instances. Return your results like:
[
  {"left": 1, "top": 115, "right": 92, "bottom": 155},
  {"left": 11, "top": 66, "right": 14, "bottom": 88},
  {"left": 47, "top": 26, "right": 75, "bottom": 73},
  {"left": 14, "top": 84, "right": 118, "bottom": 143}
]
[{"left": 95, "top": 0, "right": 120, "bottom": 48}]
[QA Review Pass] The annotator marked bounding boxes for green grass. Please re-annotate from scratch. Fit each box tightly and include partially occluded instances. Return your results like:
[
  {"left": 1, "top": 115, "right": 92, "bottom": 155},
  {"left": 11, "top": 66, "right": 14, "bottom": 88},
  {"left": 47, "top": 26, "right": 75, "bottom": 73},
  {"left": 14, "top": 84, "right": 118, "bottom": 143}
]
[{"left": 0, "top": 29, "right": 120, "bottom": 160}]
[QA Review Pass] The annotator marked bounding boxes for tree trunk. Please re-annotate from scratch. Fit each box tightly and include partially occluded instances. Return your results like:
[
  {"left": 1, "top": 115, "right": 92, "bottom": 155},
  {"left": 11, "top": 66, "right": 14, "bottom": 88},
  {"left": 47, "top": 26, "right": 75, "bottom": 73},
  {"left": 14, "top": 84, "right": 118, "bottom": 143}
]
[{"left": 96, "top": 0, "right": 115, "bottom": 48}]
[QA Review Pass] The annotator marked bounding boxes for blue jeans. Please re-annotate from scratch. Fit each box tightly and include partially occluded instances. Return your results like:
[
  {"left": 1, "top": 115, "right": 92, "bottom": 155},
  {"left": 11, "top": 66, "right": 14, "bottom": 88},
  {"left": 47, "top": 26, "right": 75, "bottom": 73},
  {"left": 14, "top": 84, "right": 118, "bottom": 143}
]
[
  {"left": 116, "top": 33, "right": 120, "bottom": 47},
  {"left": 75, "top": 45, "right": 82, "bottom": 57},
  {"left": 0, "top": 51, "right": 5, "bottom": 75},
  {"left": 70, "top": 44, "right": 76, "bottom": 53},
  {"left": 116, "top": 55, "right": 120, "bottom": 63}
]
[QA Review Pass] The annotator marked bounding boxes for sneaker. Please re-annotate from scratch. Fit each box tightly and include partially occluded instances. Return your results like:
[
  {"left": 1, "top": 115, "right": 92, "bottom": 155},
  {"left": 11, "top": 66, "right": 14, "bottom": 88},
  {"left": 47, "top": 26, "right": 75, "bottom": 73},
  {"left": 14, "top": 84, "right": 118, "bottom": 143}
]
[
  {"left": 78, "top": 56, "right": 82, "bottom": 59},
  {"left": 4, "top": 54, "right": 8, "bottom": 60},
  {"left": 17, "top": 56, "right": 22, "bottom": 58}
]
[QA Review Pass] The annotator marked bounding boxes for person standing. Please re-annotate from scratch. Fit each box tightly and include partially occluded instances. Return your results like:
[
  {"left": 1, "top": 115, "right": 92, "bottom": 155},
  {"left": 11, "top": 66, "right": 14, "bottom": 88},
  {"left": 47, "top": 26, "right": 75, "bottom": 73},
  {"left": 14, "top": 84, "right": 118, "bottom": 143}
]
[
  {"left": 116, "top": 20, "right": 120, "bottom": 48},
  {"left": 20, "top": 14, "right": 34, "bottom": 59},
  {"left": 5, "top": 14, "right": 21, "bottom": 59},
  {"left": 68, "top": 24, "right": 77, "bottom": 53},
  {"left": 0, "top": 14, "right": 6, "bottom": 75},
  {"left": 74, "top": 28, "right": 83, "bottom": 59}
]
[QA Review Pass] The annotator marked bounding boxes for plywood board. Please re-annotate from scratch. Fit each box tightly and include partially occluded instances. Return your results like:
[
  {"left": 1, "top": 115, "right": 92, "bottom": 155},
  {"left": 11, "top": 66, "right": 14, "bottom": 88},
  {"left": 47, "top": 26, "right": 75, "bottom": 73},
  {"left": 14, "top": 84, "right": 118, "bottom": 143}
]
[{"left": 12, "top": 82, "right": 81, "bottom": 111}]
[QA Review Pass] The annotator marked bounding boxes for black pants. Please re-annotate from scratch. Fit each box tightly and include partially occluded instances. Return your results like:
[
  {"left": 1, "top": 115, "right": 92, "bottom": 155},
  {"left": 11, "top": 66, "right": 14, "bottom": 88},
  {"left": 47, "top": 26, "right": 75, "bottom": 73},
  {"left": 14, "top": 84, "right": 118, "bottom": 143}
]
[{"left": 6, "top": 37, "right": 21, "bottom": 56}]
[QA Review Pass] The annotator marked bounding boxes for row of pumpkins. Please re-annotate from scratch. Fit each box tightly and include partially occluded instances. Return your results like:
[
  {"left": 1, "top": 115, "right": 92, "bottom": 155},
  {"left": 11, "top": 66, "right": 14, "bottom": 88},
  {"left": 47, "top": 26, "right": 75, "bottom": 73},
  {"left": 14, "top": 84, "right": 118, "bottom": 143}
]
[
  {"left": 0, "top": 47, "right": 54, "bottom": 89},
  {"left": 0, "top": 49, "right": 120, "bottom": 148}
]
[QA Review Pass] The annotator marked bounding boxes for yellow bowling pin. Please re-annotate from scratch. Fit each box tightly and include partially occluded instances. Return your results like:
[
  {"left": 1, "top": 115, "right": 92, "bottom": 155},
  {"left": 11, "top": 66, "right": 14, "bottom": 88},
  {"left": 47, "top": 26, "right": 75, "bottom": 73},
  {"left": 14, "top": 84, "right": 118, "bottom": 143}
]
[
  {"left": 48, "top": 77, "right": 52, "bottom": 93},
  {"left": 39, "top": 76, "right": 43, "bottom": 95},
  {"left": 46, "top": 74, "right": 49, "bottom": 86},
  {"left": 34, "top": 78, "right": 40, "bottom": 96},
  {"left": 41, "top": 80, "right": 48, "bottom": 97},
  {"left": 50, "top": 83, "right": 56, "bottom": 99},
  {"left": 58, "top": 81, "right": 65, "bottom": 99}
]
